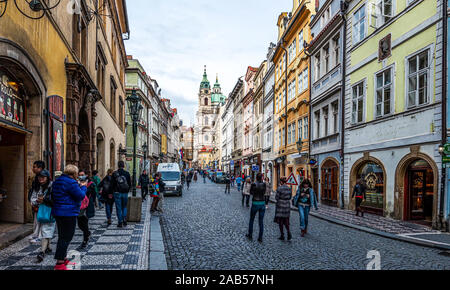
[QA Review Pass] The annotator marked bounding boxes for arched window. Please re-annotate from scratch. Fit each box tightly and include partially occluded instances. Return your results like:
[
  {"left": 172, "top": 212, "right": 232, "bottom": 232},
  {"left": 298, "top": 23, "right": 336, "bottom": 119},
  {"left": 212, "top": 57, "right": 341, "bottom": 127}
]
[{"left": 204, "top": 98, "right": 208, "bottom": 106}]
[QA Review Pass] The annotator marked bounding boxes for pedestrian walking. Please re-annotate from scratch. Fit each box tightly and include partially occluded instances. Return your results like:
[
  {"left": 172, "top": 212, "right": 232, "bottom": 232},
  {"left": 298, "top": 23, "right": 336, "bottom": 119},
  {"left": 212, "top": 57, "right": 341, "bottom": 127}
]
[
  {"left": 30, "top": 170, "right": 56, "bottom": 263},
  {"left": 51, "top": 165, "right": 87, "bottom": 270},
  {"left": 203, "top": 172, "right": 206, "bottom": 183},
  {"left": 264, "top": 177, "right": 271, "bottom": 209},
  {"left": 151, "top": 173, "right": 166, "bottom": 213},
  {"left": 28, "top": 160, "right": 46, "bottom": 244},
  {"left": 186, "top": 171, "right": 193, "bottom": 189},
  {"left": 293, "top": 179, "right": 318, "bottom": 237},
  {"left": 231, "top": 175, "right": 235, "bottom": 187},
  {"left": 224, "top": 174, "right": 231, "bottom": 194},
  {"left": 194, "top": 172, "right": 198, "bottom": 183},
  {"left": 274, "top": 177, "right": 293, "bottom": 241},
  {"left": 352, "top": 178, "right": 367, "bottom": 217},
  {"left": 156, "top": 173, "right": 165, "bottom": 213},
  {"left": 92, "top": 170, "right": 103, "bottom": 210},
  {"left": 245, "top": 173, "right": 266, "bottom": 243},
  {"left": 99, "top": 169, "right": 114, "bottom": 226},
  {"left": 112, "top": 161, "right": 131, "bottom": 228},
  {"left": 236, "top": 175, "right": 243, "bottom": 192},
  {"left": 77, "top": 170, "right": 96, "bottom": 249},
  {"left": 242, "top": 178, "right": 251, "bottom": 207},
  {"left": 139, "top": 170, "right": 150, "bottom": 201}
]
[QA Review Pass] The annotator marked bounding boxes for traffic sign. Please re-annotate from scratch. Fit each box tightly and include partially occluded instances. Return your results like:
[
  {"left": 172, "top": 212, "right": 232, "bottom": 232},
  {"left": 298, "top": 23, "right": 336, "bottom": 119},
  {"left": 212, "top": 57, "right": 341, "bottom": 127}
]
[
  {"left": 252, "top": 165, "right": 260, "bottom": 172},
  {"left": 286, "top": 173, "right": 298, "bottom": 186},
  {"left": 230, "top": 160, "right": 234, "bottom": 167}
]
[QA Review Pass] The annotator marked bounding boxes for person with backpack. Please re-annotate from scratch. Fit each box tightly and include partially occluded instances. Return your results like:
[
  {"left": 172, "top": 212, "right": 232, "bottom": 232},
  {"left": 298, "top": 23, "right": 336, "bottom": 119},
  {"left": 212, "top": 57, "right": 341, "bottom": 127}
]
[
  {"left": 352, "top": 178, "right": 367, "bottom": 217},
  {"left": 99, "top": 169, "right": 115, "bottom": 226},
  {"left": 51, "top": 164, "right": 87, "bottom": 271},
  {"left": 293, "top": 179, "right": 318, "bottom": 237},
  {"left": 77, "top": 170, "right": 96, "bottom": 249},
  {"left": 28, "top": 160, "right": 46, "bottom": 244},
  {"left": 30, "top": 170, "right": 55, "bottom": 263},
  {"left": 112, "top": 161, "right": 131, "bottom": 228},
  {"left": 245, "top": 173, "right": 267, "bottom": 243},
  {"left": 139, "top": 170, "right": 150, "bottom": 201},
  {"left": 224, "top": 174, "right": 231, "bottom": 194},
  {"left": 274, "top": 177, "right": 293, "bottom": 241}
]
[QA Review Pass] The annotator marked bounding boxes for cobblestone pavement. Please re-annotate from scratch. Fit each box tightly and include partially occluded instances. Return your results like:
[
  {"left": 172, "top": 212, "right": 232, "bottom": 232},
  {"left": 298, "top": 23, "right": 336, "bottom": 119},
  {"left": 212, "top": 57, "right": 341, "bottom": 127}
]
[
  {"left": 0, "top": 196, "right": 151, "bottom": 270},
  {"left": 161, "top": 179, "right": 450, "bottom": 270}
]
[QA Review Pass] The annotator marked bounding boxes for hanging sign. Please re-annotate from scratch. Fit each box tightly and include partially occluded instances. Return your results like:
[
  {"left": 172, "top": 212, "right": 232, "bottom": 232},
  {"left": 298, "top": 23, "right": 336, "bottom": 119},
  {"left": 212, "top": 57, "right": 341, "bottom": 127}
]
[
  {"left": 0, "top": 72, "right": 25, "bottom": 127},
  {"left": 286, "top": 173, "right": 298, "bottom": 186}
]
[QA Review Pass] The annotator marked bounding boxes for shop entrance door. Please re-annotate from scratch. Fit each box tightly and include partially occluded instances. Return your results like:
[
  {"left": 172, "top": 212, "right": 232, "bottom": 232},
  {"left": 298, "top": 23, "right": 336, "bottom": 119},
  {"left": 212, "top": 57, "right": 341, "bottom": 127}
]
[
  {"left": 312, "top": 168, "right": 319, "bottom": 196},
  {"left": 406, "top": 160, "right": 434, "bottom": 223},
  {"left": 321, "top": 160, "right": 339, "bottom": 207}
]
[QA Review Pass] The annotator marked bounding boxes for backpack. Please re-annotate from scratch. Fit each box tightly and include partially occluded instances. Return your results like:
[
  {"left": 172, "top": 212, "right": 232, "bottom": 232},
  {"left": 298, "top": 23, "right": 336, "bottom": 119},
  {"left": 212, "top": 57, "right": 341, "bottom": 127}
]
[
  {"left": 102, "top": 178, "right": 112, "bottom": 195},
  {"left": 114, "top": 171, "right": 130, "bottom": 193}
]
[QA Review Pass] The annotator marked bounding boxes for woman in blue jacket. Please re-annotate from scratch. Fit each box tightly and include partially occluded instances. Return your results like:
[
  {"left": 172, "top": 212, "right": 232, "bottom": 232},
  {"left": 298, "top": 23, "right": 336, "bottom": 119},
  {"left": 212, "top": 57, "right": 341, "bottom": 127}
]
[
  {"left": 51, "top": 164, "right": 87, "bottom": 270},
  {"left": 293, "top": 179, "right": 318, "bottom": 237}
]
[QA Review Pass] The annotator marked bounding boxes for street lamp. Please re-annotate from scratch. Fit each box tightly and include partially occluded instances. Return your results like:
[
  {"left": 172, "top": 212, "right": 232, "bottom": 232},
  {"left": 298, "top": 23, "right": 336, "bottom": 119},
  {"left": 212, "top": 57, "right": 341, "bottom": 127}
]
[
  {"left": 142, "top": 142, "right": 148, "bottom": 173},
  {"left": 126, "top": 89, "right": 143, "bottom": 198}
]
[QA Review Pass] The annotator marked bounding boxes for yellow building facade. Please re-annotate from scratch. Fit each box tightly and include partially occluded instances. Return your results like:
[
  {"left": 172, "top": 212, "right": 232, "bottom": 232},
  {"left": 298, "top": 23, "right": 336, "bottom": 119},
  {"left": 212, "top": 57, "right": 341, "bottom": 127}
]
[{"left": 273, "top": 0, "right": 315, "bottom": 192}]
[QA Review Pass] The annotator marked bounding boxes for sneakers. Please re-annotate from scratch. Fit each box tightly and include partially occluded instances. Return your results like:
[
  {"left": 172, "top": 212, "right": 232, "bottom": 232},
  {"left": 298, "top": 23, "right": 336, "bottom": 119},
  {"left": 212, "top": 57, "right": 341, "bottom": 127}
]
[
  {"left": 300, "top": 230, "right": 305, "bottom": 237},
  {"left": 123, "top": 221, "right": 127, "bottom": 227},
  {"left": 278, "top": 235, "right": 285, "bottom": 241},
  {"left": 257, "top": 237, "right": 263, "bottom": 243},
  {"left": 29, "top": 238, "right": 40, "bottom": 244},
  {"left": 287, "top": 233, "right": 292, "bottom": 241},
  {"left": 37, "top": 252, "right": 45, "bottom": 263},
  {"left": 54, "top": 263, "right": 69, "bottom": 271},
  {"left": 107, "top": 219, "right": 112, "bottom": 226}
]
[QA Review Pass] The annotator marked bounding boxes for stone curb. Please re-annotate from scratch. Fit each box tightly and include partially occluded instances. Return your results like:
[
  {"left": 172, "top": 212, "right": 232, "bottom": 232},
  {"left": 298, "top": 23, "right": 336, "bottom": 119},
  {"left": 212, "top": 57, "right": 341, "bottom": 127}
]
[
  {"left": 0, "top": 226, "right": 33, "bottom": 252},
  {"left": 269, "top": 198, "right": 450, "bottom": 251}
]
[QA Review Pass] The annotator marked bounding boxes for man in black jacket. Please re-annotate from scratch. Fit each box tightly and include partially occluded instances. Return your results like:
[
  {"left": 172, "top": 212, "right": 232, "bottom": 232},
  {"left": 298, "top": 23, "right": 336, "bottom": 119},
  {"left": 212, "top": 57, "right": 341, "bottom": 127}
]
[
  {"left": 245, "top": 173, "right": 267, "bottom": 243},
  {"left": 139, "top": 170, "right": 150, "bottom": 201},
  {"left": 112, "top": 161, "right": 131, "bottom": 228}
]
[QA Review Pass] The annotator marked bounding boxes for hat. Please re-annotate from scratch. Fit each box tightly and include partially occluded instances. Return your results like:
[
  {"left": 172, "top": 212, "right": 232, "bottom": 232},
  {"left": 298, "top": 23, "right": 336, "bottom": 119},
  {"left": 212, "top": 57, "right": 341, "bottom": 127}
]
[{"left": 38, "top": 170, "right": 51, "bottom": 178}]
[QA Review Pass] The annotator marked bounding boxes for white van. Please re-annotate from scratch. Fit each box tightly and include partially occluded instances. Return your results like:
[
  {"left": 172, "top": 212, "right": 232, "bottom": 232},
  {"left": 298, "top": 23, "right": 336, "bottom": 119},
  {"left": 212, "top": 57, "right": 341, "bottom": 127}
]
[{"left": 157, "top": 163, "right": 182, "bottom": 196}]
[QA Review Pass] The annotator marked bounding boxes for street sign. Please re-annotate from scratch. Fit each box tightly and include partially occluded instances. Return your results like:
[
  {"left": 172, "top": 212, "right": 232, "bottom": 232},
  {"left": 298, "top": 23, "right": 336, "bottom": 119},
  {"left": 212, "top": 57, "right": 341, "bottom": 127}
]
[
  {"left": 230, "top": 160, "right": 234, "bottom": 167},
  {"left": 252, "top": 165, "right": 260, "bottom": 172},
  {"left": 286, "top": 173, "right": 298, "bottom": 186}
]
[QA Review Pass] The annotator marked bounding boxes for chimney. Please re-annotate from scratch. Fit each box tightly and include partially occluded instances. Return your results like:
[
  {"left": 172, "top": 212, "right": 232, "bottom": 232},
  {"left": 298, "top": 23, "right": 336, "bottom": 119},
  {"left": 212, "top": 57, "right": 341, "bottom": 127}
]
[{"left": 127, "top": 55, "right": 133, "bottom": 60}]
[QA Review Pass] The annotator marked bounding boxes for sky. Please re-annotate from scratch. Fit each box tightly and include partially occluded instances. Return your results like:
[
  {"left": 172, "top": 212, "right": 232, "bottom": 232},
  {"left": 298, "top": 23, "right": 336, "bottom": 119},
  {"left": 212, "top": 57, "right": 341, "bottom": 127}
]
[{"left": 125, "top": 0, "right": 292, "bottom": 126}]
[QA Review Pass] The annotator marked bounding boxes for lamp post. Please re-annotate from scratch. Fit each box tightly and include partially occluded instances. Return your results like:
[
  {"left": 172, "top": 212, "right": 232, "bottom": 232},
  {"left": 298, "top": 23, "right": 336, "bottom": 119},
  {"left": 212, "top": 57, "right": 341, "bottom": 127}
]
[
  {"left": 142, "top": 142, "right": 148, "bottom": 173},
  {"left": 126, "top": 89, "right": 143, "bottom": 197}
]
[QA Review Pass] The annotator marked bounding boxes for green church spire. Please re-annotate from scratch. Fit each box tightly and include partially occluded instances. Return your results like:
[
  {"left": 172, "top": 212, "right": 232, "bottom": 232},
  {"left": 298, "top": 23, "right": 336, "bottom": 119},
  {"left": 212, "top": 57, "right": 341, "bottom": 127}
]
[{"left": 200, "top": 65, "right": 210, "bottom": 89}]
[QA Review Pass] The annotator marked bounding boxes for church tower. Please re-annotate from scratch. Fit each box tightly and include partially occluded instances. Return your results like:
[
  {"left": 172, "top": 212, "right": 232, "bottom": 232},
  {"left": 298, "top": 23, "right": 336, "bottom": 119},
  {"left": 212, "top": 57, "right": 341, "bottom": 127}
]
[{"left": 199, "top": 65, "right": 211, "bottom": 107}]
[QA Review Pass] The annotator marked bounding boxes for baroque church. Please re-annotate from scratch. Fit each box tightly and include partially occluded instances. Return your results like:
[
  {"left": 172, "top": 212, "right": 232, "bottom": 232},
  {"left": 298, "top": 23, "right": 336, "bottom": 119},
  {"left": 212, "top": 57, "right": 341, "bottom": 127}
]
[{"left": 193, "top": 66, "right": 226, "bottom": 168}]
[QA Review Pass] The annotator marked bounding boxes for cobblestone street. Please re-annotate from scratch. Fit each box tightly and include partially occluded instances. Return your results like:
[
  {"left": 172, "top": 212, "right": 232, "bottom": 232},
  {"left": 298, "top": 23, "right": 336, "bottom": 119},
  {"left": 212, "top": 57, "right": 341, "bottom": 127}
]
[{"left": 161, "top": 179, "right": 450, "bottom": 270}]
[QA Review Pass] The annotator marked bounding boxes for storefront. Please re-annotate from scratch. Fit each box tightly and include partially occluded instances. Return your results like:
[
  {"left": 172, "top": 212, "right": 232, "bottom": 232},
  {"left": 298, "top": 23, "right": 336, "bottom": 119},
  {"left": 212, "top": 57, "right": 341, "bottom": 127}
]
[{"left": 354, "top": 161, "right": 385, "bottom": 216}]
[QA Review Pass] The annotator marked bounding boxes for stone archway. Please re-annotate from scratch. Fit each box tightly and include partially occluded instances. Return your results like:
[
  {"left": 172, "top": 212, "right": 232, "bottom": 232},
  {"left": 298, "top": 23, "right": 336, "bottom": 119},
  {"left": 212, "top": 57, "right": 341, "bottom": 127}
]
[
  {"left": 349, "top": 153, "right": 387, "bottom": 215},
  {"left": 395, "top": 149, "right": 439, "bottom": 227}
]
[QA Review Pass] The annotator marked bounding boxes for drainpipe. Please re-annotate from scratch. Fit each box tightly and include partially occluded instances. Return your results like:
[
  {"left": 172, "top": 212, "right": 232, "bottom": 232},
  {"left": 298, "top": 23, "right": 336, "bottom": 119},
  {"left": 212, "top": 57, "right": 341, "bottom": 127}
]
[
  {"left": 340, "top": 1, "right": 349, "bottom": 209},
  {"left": 440, "top": 0, "right": 448, "bottom": 231},
  {"left": 281, "top": 44, "right": 289, "bottom": 159}
]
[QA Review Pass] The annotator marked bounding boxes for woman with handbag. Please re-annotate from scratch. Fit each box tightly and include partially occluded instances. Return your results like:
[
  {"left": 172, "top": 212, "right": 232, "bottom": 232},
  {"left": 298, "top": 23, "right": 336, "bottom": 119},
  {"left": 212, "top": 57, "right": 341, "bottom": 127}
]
[
  {"left": 30, "top": 170, "right": 56, "bottom": 263},
  {"left": 274, "top": 177, "right": 292, "bottom": 241},
  {"left": 294, "top": 179, "right": 318, "bottom": 237}
]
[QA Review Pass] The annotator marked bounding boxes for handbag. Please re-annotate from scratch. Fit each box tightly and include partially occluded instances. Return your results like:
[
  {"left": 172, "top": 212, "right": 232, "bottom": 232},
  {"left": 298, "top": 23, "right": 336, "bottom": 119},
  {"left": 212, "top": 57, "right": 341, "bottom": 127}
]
[{"left": 37, "top": 204, "right": 55, "bottom": 223}]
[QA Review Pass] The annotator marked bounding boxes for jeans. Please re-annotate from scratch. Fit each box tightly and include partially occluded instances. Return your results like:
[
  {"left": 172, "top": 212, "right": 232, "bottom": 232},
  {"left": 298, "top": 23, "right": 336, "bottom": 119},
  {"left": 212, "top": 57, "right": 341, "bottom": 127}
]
[
  {"left": 298, "top": 206, "right": 311, "bottom": 231},
  {"left": 77, "top": 215, "right": 90, "bottom": 241},
  {"left": 141, "top": 186, "right": 149, "bottom": 200},
  {"left": 225, "top": 184, "right": 231, "bottom": 194},
  {"left": 237, "top": 183, "right": 241, "bottom": 192},
  {"left": 242, "top": 194, "right": 250, "bottom": 207},
  {"left": 105, "top": 202, "right": 113, "bottom": 220},
  {"left": 54, "top": 216, "right": 77, "bottom": 261},
  {"left": 114, "top": 192, "right": 129, "bottom": 223},
  {"left": 248, "top": 203, "right": 266, "bottom": 240}
]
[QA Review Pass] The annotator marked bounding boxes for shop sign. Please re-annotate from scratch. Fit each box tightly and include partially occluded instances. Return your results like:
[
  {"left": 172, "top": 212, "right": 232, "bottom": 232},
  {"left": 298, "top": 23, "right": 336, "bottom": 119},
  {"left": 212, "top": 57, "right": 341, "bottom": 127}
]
[
  {"left": 443, "top": 156, "right": 450, "bottom": 164},
  {"left": 444, "top": 144, "right": 450, "bottom": 156},
  {"left": 0, "top": 72, "right": 25, "bottom": 127}
]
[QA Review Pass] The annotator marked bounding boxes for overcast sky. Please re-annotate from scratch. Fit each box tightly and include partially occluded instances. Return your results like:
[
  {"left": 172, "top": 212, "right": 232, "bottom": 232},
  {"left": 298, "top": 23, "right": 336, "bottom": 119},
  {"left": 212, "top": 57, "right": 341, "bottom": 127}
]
[{"left": 125, "top": 0, "right": 292, "bottom": 126}]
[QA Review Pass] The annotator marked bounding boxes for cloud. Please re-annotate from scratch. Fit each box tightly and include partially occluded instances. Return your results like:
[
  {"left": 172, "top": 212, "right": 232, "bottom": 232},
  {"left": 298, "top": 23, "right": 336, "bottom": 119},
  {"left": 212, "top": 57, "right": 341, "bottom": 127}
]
[{"left": 125, "top": 0, "right": 292, "bottom": 125}]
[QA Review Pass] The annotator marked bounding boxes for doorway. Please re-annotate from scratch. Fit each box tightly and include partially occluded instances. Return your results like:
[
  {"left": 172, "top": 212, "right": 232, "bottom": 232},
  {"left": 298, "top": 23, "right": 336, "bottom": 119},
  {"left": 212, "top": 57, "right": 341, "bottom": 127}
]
[
  {"left": 312, "top": 167, "right": 319, "bottom": 196},
  {"left": 321, "top": 159, "right": 339, "bottom": 207},
  {"left": 406, "top": 159, "right": 434, "bottom": 224}
]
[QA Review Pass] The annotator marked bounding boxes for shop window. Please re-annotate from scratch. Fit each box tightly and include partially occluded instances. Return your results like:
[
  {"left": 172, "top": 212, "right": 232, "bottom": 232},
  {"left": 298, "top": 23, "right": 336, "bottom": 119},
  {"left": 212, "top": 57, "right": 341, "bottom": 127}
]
[
  {"left": 0, "top": 70, "right": 25, "bottom": 127},
  {"left": 357, "top": 162, "right": 384, "bottom": 212}
]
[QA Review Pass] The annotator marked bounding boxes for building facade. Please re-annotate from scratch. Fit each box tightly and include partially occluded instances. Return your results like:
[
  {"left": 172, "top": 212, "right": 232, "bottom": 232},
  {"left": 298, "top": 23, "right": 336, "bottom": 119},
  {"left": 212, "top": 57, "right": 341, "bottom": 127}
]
[
  {"left": 308, "top": 0, "right": 346, "bottom": 208},
  {"left": 221, "top": 95, "right": 234, "bottom": 173},
  {"left": 252, "top": 62, "right": 267, "bottom": 180},
  {"left": 242, "top": 66, "right": 258, "bottom": 177},
  {"left": 273, "top": 1, "right": 315, "bottom": 192},
  {"left": 344, "top": 0, "right": 445, "bottom": 229}
]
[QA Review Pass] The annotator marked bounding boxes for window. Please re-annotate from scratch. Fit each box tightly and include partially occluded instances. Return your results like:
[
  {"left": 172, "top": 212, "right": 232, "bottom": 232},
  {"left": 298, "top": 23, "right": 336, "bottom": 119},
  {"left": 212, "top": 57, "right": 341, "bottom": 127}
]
[
  {"left": 407, "top": 50, "right": 430, "bottom": 107},
  {"left": 332, "top": 34, "right": 340, "bottom": 67},
  {"left": 323, "top": 106, "right": 329, "bottom": 137},
  {"left": 332, "top": 102, "right": 339, "bottom": 134},
  {"left": 353, "top": 4, "right": 366, "bottom": 44},
  {"left": 119, "top": 97, "right": 124, "bottom": 131},
  {"left": 205, "top": 116, "right": 208, "bottom": 125},
  {"left": 352, "top": 82, "right": 365, "bottom": 124},
  {"left": 376, "top": 68, "right": 393, "bottom": 117},
  {"left": 323, "top": 44, "right": 330, "bottom": 74},
  {"left": 288, "top": 80, "right": 296, "bottom": 102},
  {"left": 287, "top": 124, "right": 291, "bottom": 145},
  {"left": 298, "top": 119, "right": 303, "bottom": 141},
  {"left": 315, "top": 111, "right": 321, "bottom": 139},
  {"left": 291, "top": 122, "right": 296, "bottom": 144},
  {"left": 315, "top": 53, "right": 321, "bottom": 81},
  {"left": 282, "top": 128, "right": 285, "bottom": 146},
  {"left": 371, "top": 0, "right": 394, "bottom": 28},
  {"left": 304, "top": 117, "right": 308, "bottom": 140},
  {"left": 204, "top": 98, "right": 208, "bottom": 106},
  {"left": 289, "top": 39, "right": 297, "bottom": 63},
  {"left": 298, "top": 30, "right": 304, "bottom": 48},
  {"left": 110, "top": 78, "right": 117, "bottom": 118},
  {"left": 303, "top": 68, "right": 308, "bottom": 91}
]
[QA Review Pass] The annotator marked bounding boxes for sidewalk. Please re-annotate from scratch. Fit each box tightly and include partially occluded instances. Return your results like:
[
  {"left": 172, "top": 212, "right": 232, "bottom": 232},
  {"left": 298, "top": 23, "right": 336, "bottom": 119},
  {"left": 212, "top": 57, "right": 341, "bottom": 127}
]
[
  {"left": 0, "top": 191, "right": 167, "bottom": 270},
  {"left": 270, "top": 196, "right": 450, "bottom": 251}
]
